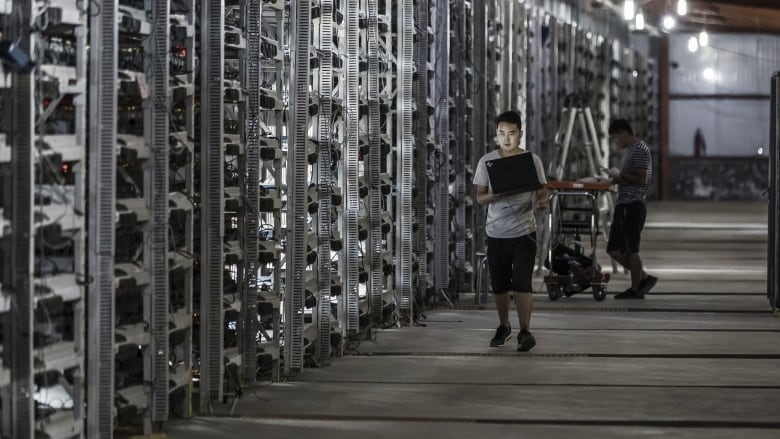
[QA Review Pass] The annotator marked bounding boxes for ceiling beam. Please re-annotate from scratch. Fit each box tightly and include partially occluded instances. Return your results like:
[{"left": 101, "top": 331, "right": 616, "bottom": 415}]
[{"left": 693, "top": 0, "right": 780, "bottom": 9}]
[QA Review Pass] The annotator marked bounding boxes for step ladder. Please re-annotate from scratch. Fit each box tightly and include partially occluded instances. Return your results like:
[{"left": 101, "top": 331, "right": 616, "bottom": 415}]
[{"left": 538, "top": 104, "right": 617, "bottom": 275}]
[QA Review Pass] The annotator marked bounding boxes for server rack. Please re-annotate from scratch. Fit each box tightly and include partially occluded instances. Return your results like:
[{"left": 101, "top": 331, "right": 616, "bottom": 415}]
[
  {"left": 1, "top": 0, "right": 88, "bottom": 437},
  {"left": 256, "top": 0, "right": 284, "bottom": 381}
]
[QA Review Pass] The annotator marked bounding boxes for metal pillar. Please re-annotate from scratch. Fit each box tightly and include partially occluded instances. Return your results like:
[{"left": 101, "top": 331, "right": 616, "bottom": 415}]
[
  {"left": 472, "top": 0, "right": 488, "bottom": 256},
  {"left": 243, "top": 0, "right": 262, "bottom": 382},
  {"left": 8, "top": 0, "right": 34, "bottom": 435},
  {"left": 414, "top": 0, "right": 430, "bottom": 305},
  {"left": 145, "top": 0, "right": 171, "bottom": 429},
  {"left": 396, "top": 0, "right": 414, "bottom": 316},
  {"left": 452, "top": 0, "right": 467, "bottom": 297},
  {"left": 367, "top": 0, "right": 383, "bottom": 328},
  {"left": 770, "top": 72, "right": 780, "bottom": 310},
  {"left": 285, "top": 0, "right": 311, "bottom": 373},
  {"left": 340, "top": 0, "right": 360, "bottom": 337},
  {"left": 87, "top": 0, "right": 117, "bottom": 436},
  {"left": 316, "top": 0, "right": 334, "bottom": 364},
  {"left": 432, "top": 0, "right": 450, "bottom": 296},
  {"left": 200, "top": 0, "right": 225, "bottom": 408}
]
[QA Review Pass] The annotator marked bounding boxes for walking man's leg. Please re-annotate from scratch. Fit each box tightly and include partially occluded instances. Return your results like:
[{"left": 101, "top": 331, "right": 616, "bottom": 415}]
[
  {"left": 513, "top": 292, "right": 533, "bottom": 331},
  {"left": 487, "top": 237, "right": 513, "bottom": 347},
  {"left": 495, "top": 292, "right": 511, "bottom": 328}
]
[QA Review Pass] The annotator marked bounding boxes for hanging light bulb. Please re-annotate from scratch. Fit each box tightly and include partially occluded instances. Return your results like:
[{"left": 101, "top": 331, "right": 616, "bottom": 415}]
[
  {"left": 623, "top": 0, "right": 635, "bottom": 21},
  {"left": 635, "top": 11, "right": 645, "bottom": 30},
  {"left": 699, "top": 30, "right": 709, "bottom": 47},
  {"left": 688, "top": 36, "right": 699, "bottom": 53},
  {"left": 677, "top": 0, "right": 688, "bottom": 16},
  {"left": 663, "top": 15, "right": 676, "bottom": 30}
]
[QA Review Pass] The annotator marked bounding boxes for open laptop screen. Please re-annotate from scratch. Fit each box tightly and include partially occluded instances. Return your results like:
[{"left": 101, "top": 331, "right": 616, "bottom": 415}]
[{"left": 485, "top": 153, "right": 544, "bottom": 195}]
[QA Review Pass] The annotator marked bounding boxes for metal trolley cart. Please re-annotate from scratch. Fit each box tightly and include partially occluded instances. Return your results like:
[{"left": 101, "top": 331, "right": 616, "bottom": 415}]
[{"left": 543, "top": 181, "right": 614, "bottom": 301}]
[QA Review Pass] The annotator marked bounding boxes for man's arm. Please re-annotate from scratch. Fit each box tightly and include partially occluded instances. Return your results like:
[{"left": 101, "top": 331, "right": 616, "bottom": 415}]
[
  {"left": 535, "top": 187, "right": 549, "bottom": 209},
  {"left": 476, "top": 184, "right": 503, "bottom": 205},
  {"left": 611, "top": 168, "right": 647, "bottom": 185}
]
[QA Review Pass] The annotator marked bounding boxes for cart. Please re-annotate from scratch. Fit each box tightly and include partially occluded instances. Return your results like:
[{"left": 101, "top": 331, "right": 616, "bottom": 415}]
[{"left": 543, "top": 180, "right": 613, "bottom": 301}]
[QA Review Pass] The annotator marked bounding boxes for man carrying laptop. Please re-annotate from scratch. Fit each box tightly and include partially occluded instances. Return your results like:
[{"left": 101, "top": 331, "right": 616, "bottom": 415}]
[{"left": 473, "top": 110, "right": 548, "bottom": 352}]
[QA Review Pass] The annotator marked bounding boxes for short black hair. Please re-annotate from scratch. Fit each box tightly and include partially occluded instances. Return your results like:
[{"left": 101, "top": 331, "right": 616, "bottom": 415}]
[
  {"left": 496, "top": 110, "right": 523, "bottom": 131},
  {"left": 608, "top": 119, "right": 634, "bottom": 136}
]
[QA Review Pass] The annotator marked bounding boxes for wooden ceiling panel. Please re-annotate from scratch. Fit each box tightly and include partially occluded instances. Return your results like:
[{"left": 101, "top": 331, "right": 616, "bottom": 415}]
[{"left": 626, "top": 0, "right": 780, "bottom": 34}]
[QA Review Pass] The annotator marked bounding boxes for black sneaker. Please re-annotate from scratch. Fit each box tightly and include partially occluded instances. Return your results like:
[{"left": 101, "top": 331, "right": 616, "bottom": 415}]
[
  {"left": 614, "top": 288, "right": 644, "bottom": 299},
  {"left": 637, "top": 275, "right": 658, "bottom": 296},
  {"left": 517, "top": 330, "right": 536, "bottom": 352},
  {"left": 490, "top": 325, "right": 512, "bottom": 347}
]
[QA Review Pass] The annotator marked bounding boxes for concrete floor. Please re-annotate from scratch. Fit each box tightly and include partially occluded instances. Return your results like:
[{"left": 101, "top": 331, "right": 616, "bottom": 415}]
[{"left": 168, "top": 201, "right": 780, "bottom": 438}]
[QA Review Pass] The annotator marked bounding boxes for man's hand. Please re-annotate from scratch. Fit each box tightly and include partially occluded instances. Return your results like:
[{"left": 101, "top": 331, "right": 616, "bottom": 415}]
[
  {"left": 490, "top": 193, "right": 504, "bottom": 203},
  {"left": 606, "top": 167, "right": 621, "bottom": 179}
]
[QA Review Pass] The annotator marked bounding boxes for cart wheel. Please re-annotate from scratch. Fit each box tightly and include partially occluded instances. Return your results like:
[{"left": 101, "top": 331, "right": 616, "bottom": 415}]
[
  {"left": 592, "top": 286, "right": 607, "bottom": 301},
  {"left": 547, "top": 285, "right": 563, "bottom": 301}
]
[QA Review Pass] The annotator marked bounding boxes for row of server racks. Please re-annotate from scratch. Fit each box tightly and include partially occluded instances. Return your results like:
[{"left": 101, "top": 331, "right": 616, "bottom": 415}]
[{"left": 0, "top": 0, "right": 658, "bottom": 437}]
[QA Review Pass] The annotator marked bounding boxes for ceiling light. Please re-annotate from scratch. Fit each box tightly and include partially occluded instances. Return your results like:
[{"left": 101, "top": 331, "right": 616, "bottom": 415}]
[
  {"left": 677, "top": 0, "right": 688, "bottom": 16},
  {"left": 635, "top": 12, "right": 645, "bottom": 30},
  {"left": 663, "top": 15, "right": 676, "bottom": 30},
  {"left": 632, "top": 70, "right": 638, "bottom": 78},
  {"left": 623, "top": 0, "right": 635, "bottom": 21},
  {"left": 699, "top": 31, "right": 709, "bottom": 47},
  {"left": 703, "top": 67, "right": 716, "bottom": 81},
  {"left": 688, "top": 36, "right": 699, "bottom": 53}
]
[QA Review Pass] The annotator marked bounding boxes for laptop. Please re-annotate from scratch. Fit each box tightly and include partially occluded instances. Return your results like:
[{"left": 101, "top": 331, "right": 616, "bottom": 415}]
[{"left": 485, "top": 152, "right": 544, "bottom": 195}]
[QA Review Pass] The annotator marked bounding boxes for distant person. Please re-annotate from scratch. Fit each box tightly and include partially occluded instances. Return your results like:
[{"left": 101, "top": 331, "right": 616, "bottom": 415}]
[
  {"left": 606, "top": 119, "right": 657, "bottom": 299},
  {"left": 694, "top": 128, "right": 706, "bottom": 157},
  {"left": 473, "top": 110, "right": 548, "bottom": 351}
]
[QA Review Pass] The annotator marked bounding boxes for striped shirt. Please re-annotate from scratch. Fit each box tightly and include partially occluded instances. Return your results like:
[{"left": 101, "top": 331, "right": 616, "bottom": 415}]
[{"left": 617, "top": 140, "right": 652, "bottom": 204}]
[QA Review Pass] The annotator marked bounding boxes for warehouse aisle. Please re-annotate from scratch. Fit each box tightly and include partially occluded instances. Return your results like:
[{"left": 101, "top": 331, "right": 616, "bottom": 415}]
[{"left": 167, "top": 201, "right": 780, "bottom": 438}]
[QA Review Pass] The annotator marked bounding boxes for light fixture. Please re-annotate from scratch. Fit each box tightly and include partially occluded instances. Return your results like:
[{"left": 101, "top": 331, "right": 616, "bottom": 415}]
[
  {"left": 632, "top": 70, "right": 639, "bottom": 78},
  {"left": 699, "top": 30, "right": 709, "bottom": 47},
  {"left": 688, "top": 36, "right": 699, "bottom": 52},
  {"left": 663, "top": 15, "right": 676, "bottom": 30},
  {"left": 635, "top": 12, "right": 645, "bottom": 30},
  {"left": 677, "top": 0, "right": 688, "bottom": 16},
  {"left": 703, "top": 67, "right": 716, "bottom": 81},
  {"left": 623, "top": 0, "right": 635, "bottom": 21}
]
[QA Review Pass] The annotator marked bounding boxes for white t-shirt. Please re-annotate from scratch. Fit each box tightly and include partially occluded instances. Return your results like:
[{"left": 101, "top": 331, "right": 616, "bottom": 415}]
[{"left": 473, "top": 149, "right": 547, "bottom": 239}]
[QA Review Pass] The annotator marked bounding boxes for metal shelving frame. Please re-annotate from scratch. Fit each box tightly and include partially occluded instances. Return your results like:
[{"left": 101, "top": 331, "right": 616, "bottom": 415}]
[
  {"left": 242, "top": 0, "right": 262, "bottom": 383},
  {"left": 3, "top": 0, "right": 36, "bottom": 435},
  {"left": 199, "top": 0, "right": 226, "bottom": 409},
  {"left": 366, "top": 0, "right": 383, "bottom": 329},
  {"left": 471, "top": 0, "right": 489, "bottom": 264},
  {"left": 339, "top": 0, "right": 360, "bottom": 338},
  {"left": 451, "top": 0, "right": 467, "bottom": 299},
  {"left": 285, "top": 0, "right": 311, "bottom": 373},
  {"left": 169, "top": 0, "right": 196, "bottom": 417},
  {"left": 431, "top": 0, "right": 450, "bottom": 297},
  {"left": 258, "top": 0, "right": 283, "bottom": 381},
  {"left": 145, "top": 0, "right": 171, "bottom": 430},
  {"left": 1, "top": 0, "right": 89, "bottom": 437},
  {"left": 86, "top": 0, "right": 116, "bottom": 435},
  {"left": 413, "top": 0, "right": 430, "bottom": 309},
  {"left": 396, "top": 0, "right": 414, "bottom": 317},
  {"left": 314, "top": 0, "right": 334, "bottom": 364}
]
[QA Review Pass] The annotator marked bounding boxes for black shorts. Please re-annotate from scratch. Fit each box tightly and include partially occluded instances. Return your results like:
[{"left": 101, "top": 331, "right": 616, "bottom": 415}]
[
  {"left": 486, "top": 233, "right": 537, "bottom": 295},
  {"left": 607, "top": 201, "right": 646, "bottom": 255}
]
